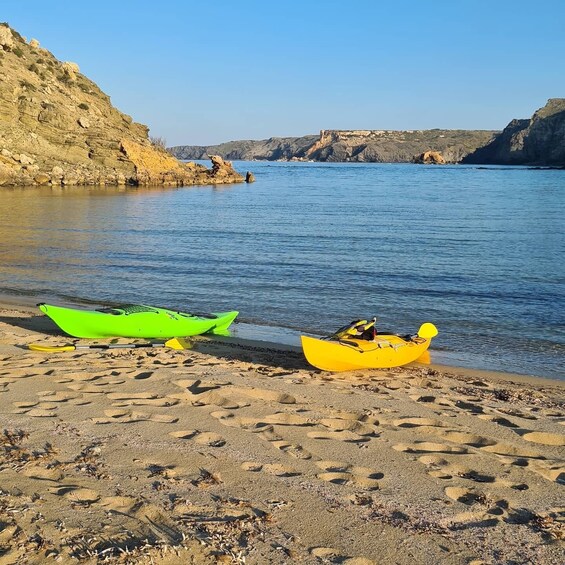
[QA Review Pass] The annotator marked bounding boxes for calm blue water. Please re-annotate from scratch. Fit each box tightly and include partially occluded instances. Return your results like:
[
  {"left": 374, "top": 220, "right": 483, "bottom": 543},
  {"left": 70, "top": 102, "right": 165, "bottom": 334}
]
[{"left": 0, "top": 162, "right": 563, "bottom": 379}]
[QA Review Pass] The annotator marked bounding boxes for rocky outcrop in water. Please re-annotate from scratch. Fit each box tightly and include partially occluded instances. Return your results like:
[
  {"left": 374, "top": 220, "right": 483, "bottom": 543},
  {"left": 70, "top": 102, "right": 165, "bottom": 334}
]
[
  {"left": 0, "top": 24, "right": 244, "bottom": 187},
  {"left": 170, "top": 129, "right": 497, "bottom": 164},
  {"left": 413, "top": 150, "right": 446, "bottom": 164},
  {"left": 462, "top": 99, "right": 565, "bottom": 166}
]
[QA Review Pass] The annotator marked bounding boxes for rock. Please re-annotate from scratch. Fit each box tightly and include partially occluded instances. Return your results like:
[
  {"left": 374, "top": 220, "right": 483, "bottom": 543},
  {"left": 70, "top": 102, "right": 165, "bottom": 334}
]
[
  {"left": 34, "top": 173, "right": 50, "bottom": 185},
  {"left": 208, "top": 155, "right": 242, "bottom": 181},
  {"left": 245, "top": 171, "right": 255, "bottom": 183},
  {"left": 0, "top": 25, "right": 14, "bottom": 50},
  {"left": 0, "top": 162, "right": 16, "bottom": 185},
  {"left": 61, "top": 61, "right": 79, "bottom": 81},
  {"left": 78, "top": 116, "right": 90, "bottom": 128},
  {"left": 29, "top": 38, "right": 40, "bottom": 48},
  {"left": 62, "top": 175, "right": 79, "bottom": 185},
  {"left": 17, "top": 153, "right": 34, "bottom": 165},
  {"left": 413, "top": 150, "right": 446, "bottom": 164}
]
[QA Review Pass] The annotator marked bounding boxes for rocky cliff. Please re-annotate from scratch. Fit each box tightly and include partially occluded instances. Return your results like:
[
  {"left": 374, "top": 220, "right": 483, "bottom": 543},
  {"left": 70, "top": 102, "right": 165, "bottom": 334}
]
[
  {"left": 0, "top": 24, "right": 244, "bottom": 186},
  {"left": 170, "top": 129, "right": 497, "bottom": 163},
  {"left": 462, "top": 99, "right": 565, "bottom": 166}
]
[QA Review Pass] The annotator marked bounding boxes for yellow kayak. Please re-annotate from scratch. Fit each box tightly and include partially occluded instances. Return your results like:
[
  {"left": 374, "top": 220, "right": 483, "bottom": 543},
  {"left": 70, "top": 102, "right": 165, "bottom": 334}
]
[{"left": 301, "top": 323, "right": 438, "bottom": 372}]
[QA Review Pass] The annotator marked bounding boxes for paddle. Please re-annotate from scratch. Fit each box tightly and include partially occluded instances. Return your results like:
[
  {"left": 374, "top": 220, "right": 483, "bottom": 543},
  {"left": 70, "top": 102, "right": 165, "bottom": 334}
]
[
  {"left": 27, "top": 337, "right": 192, "bottom": 352},
  {"left": 417, "top": 323, "right": 438, "bottom": 340}
]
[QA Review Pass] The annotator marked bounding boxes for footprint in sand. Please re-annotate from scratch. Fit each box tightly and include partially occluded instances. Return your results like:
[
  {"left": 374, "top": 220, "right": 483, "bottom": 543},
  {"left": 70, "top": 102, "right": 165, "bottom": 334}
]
[
  {"left": 528, "top": 460, "right": 565, "bottom": 483},
  {"left": 67, "top": 383, "right": 110, "bottom": 394},
  {"left": 194, "top": 432, "right": 226, "bottom": 447},
  {"left": 92, "top": 409, "right": 178, "bottom": 424},
  {"left": 169, "top": 430, "right": 198, "bottom": 439},
  {"left": 230, "top": 386, "right": 296, "bottom": 404},
  {"left": 37, "top": 391, "right": 78, "bottom": 402},
  {"left": 520, "top": 431, "right": 565, "bottom": 446},
  {"left": 23, "top": 408, "right": 58, "bottom": 418},
  {"left": 12, "top": 401, "right": 38, "bottom": 408},
  {"left": 208, "top": 410, "right": 259, "bottom": 429},
  {"left": 256, "top": 412, "right": 311, "bottom": 426},
  {"left": 100, "top": 495, "right": 139, "bottom": 514},
  {"left": 437, "top": 430, "right": 497, "bottom": 448},
  {"left": 393, "top": 441, "right": 469, "bottom": 454},
  {"left": 169, "top": 429, "right": 226, "bottom": 447},
  {"left": 310, "top": 547, "right": 376, "bottom": 565},
  {"left": 477, "top": 414, "right": 520, "bottom": 428},
  {"left": 315, "top": 461, "right": 382, "bottom": 490},
  {"left": 22, "top": 465, "right": 64, "bottom": 481},
  {"left": 66, "top": 487, "right": 101, "bottom": 504},
  {"left": 49, "top": 485, "right": 101, "bottom": 503},
  {"left": 319, "top": 418, "right": 376, "bottom": 436},
  {"left": 445, "top": 486, "right": 491, "bottom": 505},
  {"left": 171, "top": 389, "right": 240, "bottom": 409},
  {"left": 420, "top": 457, "right": 497, "bottom": 483},
  {"left": 269, "top": 439, "right": 312, "bottom": 460},
  {"left": 391, "top": 417, "right": 447, "bottom": 429},
  {"left": 241, "top": 461, "right": 301, "bottom": 478},
  {"left": 307, "top": 430, "right": 370, "bottom": 443}
]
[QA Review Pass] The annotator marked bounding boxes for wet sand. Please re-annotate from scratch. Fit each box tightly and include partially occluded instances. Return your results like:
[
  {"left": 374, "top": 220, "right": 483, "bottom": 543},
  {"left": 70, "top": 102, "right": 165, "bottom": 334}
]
[{"left": 0, "top": 303, "right": 563, "bottom": 564}]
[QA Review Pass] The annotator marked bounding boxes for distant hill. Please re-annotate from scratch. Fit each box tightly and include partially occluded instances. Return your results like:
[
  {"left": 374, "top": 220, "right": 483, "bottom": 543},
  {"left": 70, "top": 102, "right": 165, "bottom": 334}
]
[
  {"left": 462, "top": 98, "right": 565, "bottom": 166},
  {"left": 170, "top": 99, "right": 565, "bottom": 167},
  {"left": 0, "top": 23, "right": 243, "bottom": 186},
  {"left": 169, "top": 129, "right": 497, "bottom": 164}
]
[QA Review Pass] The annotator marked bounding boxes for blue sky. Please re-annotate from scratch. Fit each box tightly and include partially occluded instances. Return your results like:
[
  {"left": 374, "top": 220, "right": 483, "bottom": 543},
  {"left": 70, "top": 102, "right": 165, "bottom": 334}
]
[{"left": 3, "top": 1, "right": 564, "bottom": 145}]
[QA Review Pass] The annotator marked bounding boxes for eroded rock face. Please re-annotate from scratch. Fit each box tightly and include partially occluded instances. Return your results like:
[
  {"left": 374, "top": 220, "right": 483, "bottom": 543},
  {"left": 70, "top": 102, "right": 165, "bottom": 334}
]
[
  {"left": 0, "top": 23, "right": 244, "bottom": 187},
  {"left": 413, "top": 150, "right": 446, "bottom": 164},
  {"left": 0, "top": 26, "right": 14, "bottom": 50},
  {"left": 462, "top": 99, "right": 565, "bottom": 166}
]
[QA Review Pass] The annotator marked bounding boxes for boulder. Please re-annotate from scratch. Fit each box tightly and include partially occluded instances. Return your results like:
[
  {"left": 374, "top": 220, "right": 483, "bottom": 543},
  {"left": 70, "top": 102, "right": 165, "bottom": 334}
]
[
  {"left": 209, "top": 155, "right": 242, "bottom": 180},
  {"left": 61, "top": 61, "right": 80, "bottom": 81},
  {"left": 0, "top": 26, "right": 14, "bottom": 50},
  {"left": 34, "top": 173, "right": 50, "bottom": 185},
  {"left": 413, "top": 150, "right": 446, "bottom": 164}
]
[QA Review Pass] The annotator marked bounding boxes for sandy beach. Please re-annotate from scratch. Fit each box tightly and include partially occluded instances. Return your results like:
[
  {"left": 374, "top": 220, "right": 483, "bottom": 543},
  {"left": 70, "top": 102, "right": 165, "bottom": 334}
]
[{"left": 0, "top": 303, "right": 563, "bottom": 564}]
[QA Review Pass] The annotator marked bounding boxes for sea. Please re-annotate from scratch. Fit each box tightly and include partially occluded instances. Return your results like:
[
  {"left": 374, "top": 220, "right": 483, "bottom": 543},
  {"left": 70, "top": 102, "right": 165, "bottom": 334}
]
[{"left": 0, "top": 162, "right": 563, "bottom": 380}]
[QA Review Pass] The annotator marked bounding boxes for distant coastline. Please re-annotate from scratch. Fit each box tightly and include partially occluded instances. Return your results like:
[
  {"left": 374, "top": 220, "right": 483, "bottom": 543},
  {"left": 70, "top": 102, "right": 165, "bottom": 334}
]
[{"left": 169, "top": 99, "right": 565, "bottom": 167}]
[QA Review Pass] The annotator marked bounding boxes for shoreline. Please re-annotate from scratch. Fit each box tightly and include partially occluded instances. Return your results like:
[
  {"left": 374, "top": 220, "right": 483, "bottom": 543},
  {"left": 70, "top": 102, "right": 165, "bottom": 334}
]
[
  {"left": 0, "top": 301, "right": 563, "bottom": 563},
  {"left": 1, "top": 295, "right": 562, "bottom": 387}
]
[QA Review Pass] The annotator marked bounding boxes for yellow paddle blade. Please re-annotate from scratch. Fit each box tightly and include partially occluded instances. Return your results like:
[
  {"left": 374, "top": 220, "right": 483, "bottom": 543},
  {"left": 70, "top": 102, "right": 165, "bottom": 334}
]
[
  {"left": 164, "top": 337, "right": 193, "bottom": 350},
  {"left": 417, "top": 323, "right": 438, "bottom": 340},
  {"left": 414, "top": 350, "right": 432, "bottom": 364},
  {"left": 28, "top": 344, "right": 76, "bottom": 352}
]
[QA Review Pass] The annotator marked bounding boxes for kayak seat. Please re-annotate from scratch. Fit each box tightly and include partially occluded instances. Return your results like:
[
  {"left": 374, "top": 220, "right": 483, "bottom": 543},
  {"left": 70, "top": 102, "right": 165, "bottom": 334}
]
[{"left": 96, "top": 305, "right": 160, "bottom": 315}]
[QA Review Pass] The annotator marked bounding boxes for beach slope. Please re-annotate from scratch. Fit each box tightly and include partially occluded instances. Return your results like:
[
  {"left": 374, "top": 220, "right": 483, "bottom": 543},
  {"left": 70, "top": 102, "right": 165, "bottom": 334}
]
[{"left": 0, "top": 304, "right": 563, "bottom": 564}]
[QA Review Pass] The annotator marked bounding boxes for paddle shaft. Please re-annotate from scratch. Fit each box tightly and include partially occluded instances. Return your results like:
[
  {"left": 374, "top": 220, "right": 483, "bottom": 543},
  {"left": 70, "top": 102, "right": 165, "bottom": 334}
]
[
  {"left": 74, "top": 343, "right": 167, "bottom": 350},
  {"left": 28, "top": 337, "right": 191, "bottom": 352}
]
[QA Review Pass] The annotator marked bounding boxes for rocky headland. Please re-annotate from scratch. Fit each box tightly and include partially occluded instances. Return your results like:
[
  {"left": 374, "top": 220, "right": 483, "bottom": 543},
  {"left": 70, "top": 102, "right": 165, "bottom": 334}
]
[
  {"left": 0, "top": 24, "right": 244, "bottom": 187},
  {"left": 170, "top": 99, "right": 565, "bottom": 167},
  {"left": 462, "top": 98, "right": 565, "bottom": 166}
]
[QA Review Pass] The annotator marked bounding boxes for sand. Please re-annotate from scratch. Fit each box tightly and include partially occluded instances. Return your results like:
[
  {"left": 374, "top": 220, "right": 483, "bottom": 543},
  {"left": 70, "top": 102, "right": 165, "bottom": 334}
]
[{"left": 0, "top": 303, "right": 563, "bottom": 564}]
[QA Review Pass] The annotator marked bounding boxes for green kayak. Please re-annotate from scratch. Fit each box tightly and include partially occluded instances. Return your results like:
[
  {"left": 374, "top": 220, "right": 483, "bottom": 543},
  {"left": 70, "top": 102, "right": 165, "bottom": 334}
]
[{"left": 38, "top": 303, "right": 238, "bottom": 339}]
